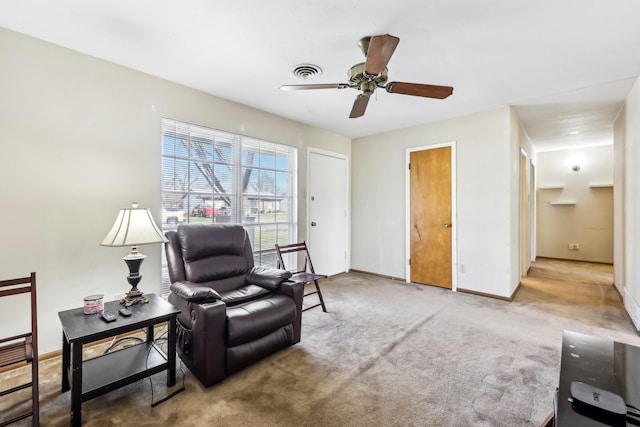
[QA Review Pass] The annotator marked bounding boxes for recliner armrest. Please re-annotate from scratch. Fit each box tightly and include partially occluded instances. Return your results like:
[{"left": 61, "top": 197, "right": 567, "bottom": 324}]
[
  {"left": 277, "top": 279, "right": 304, "bottom": 299},
  {"left": 246, "top": 266, "right": 292, "bottom": 290},
  {"left": 170, "top": 281, "right": 221, "bottom": 303},
  {"left": 277, "top": 280, "right": 304, "bottom": 344}
]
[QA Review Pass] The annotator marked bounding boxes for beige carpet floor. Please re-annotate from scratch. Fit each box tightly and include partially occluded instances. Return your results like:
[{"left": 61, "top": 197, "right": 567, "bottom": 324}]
[{"left": 2, "top": 258, "right": 639, "bottom": 426}]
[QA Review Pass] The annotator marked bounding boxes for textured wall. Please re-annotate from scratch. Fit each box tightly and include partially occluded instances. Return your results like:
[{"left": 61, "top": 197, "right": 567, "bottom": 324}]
[{"left": 536, "top": 145, "right": 614, "bottom": 263}]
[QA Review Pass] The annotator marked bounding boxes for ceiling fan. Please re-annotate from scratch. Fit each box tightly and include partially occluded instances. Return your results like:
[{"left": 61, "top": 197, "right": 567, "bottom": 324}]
[{"left": 280, "top": 34, "right": 454, "bottom": 118}]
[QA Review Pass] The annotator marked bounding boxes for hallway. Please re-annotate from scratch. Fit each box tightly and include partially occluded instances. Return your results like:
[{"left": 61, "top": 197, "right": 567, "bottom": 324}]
[{"left": 514, "top": 257, "right": 632, "bottom": 333}]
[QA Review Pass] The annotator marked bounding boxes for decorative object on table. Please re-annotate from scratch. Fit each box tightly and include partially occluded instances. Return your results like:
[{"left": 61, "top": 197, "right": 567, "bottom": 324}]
[
  {"left": 100, "top": 202, "right": 167, "bottom": 305},
  {"left": 83, "top": 294, "right": 104, "bottom": 314},
  {"left": 570, "top": 381, "right": 626, "bottom": 418}
]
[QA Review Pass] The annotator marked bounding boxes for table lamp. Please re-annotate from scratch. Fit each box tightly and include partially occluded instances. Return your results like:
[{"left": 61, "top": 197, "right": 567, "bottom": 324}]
[{"left": 101, "top": 202, "right": 168, "bottom": 305}]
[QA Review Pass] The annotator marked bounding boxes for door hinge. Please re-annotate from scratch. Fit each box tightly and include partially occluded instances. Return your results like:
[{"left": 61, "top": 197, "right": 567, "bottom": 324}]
[
  {"left": 408, "top": 163, "right": 411, "bottom": 170},
  {"left": 408, "top": 258, "right": 411, "bottom": 265}
]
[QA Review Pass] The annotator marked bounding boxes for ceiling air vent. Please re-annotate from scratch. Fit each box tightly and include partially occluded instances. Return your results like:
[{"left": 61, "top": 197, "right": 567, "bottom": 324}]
[{"left": 291, "top": 64, "right": 322, "bottom": 80}]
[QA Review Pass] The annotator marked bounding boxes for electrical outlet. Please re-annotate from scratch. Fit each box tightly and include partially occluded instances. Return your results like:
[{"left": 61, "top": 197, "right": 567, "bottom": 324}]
[
  {"left": 574, "top": 244, "right": 579, "bottom": 250},
  {"left": 460, "top": 264, "right": 465, "bottom": 273},
  {"left": 568, "top": 244, "right": 574, "bottom": 250}
]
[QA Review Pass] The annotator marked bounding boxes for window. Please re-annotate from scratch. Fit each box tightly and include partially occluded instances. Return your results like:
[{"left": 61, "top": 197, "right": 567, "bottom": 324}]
[{"left": 161, "top": 118, "right": 297, "bottom": 295}]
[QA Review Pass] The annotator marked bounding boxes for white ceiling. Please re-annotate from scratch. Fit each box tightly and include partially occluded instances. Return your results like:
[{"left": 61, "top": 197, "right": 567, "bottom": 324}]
[{"left": 2, "top": 0, "right": 640, "bottom": 151}]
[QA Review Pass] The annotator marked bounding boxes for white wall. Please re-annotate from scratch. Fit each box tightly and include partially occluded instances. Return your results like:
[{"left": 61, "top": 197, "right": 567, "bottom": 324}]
[
  {"left": 620, "top": 76, "right": 640, "bottom": 329},
  {"left": 613, "top": 105, "right": 626, "bottom": 293},
  {"left": 520, "top": 113, "right": 538, "bottom": 262},
  {"left": 536, "top": 145, "right": 614, "bottom": 263},
  {"left": 0, "top": 28, "right": 350, "bottom": 353},
  {"left": 352, "top": 107, "right": 523, "bottom": 298},
  {"left": 510, "top": 108, "right": 537, "bottom": 292}
]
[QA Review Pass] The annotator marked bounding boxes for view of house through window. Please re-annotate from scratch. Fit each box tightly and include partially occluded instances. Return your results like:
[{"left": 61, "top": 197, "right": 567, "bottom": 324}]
[{"left": 161, "top": 118, "right": 297, "bottom": 296}]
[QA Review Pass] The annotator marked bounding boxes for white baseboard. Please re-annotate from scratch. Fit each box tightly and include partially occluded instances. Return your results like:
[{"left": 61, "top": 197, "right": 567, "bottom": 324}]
[{"left": 624, "top": 287, "right": 640, "bottom": 331}]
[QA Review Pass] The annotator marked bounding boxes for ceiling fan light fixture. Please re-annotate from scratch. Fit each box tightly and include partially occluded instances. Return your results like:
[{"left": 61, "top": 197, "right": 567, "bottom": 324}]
[
  {"left": 358, "top": 36, "right": 371, "bottom": 57},
  {"left": 291, "top": 64, "right": 322, "bottom": 80},
  {"left": 360, "top": 80, "right": 376, "bottom": 95}
]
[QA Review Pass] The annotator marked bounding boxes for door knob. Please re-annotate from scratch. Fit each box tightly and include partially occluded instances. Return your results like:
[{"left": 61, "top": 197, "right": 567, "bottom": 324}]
[
  {"left": 311, "top": 222, "right": 317, "bottom": 226},
  {"left": 443, "top": 223, "right": 452, "bottom": 228}
]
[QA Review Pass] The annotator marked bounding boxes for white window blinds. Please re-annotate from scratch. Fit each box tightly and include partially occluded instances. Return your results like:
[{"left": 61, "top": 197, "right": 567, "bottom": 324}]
[{"left": 161, "top": 118, "right": 298, "bottom": 296}]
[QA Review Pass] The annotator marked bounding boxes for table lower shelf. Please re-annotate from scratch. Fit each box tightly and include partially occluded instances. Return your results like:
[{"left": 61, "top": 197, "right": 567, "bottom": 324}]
[{"left": 79, "top": 341, "right": 168, "bottom": 402}]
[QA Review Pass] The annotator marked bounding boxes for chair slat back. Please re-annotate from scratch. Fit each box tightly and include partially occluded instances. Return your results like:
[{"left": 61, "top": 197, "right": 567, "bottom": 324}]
[
  {"left": 0, "top": 272, "right": 38, "bottom": 424},
  {"left": 275, "top": 241, "right": 314, "bottom": 274}
]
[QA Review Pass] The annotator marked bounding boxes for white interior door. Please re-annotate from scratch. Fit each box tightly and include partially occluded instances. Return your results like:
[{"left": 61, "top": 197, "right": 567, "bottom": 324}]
[{"left": 308, "top": 149, "right": 348, "bottom": 276}]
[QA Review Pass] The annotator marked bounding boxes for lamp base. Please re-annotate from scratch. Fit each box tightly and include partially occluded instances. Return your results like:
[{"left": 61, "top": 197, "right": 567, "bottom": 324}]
[
  {"left": 120, "top": 294, "right": 150, "bottom": 307},
  {"left": 121, "top": 247, "right": 150, "bottom": 307}
]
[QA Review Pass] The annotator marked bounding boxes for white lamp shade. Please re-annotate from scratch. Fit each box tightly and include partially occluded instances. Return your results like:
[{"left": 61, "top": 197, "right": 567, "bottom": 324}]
[{"left": 101, "top": 206, "right": 168, "bottom": 247}]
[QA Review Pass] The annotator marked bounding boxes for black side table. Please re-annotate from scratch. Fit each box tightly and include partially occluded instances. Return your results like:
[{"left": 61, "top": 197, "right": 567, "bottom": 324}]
[
  {"left": 58, "top": 294, "right": 180, "bottom": 427},
  {"left": 556, "top": 330, "right": 640, "bottom": 426}
]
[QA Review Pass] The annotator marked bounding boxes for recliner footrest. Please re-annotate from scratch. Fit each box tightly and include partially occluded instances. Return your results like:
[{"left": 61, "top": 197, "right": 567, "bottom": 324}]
[
  {"left": 227, "top": 294, "right": 297, "bottom": 347},
  {"left": 227, "top": 324, "right": 294, "bottom": 375}
]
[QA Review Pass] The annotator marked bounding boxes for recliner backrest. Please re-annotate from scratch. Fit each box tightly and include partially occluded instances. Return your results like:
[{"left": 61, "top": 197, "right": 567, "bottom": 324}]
[{"left": 167, "top": 223, "right": 256, "bottom": 293}]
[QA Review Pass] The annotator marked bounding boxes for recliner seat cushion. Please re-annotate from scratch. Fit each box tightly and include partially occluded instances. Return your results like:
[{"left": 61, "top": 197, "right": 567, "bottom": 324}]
[{"left": 227, "top": 294, "right": 296, "bottom": 347}]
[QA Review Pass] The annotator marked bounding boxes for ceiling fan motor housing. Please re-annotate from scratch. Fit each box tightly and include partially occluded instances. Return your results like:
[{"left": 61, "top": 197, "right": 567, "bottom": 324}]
[{"left": 348, "top": 63, "right": 388, "bottom": 91}]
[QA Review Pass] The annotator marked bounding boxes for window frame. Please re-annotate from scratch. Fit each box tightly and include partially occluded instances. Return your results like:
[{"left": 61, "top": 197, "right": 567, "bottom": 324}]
[{"left": 160, "top": 118, "right": 298, "bottom": 296}]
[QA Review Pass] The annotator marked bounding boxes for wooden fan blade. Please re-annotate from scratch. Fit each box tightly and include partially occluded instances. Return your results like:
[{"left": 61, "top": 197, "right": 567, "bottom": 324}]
[
  {"left": 385, "top": 82, "right": 453, "bottom": 99},
  {"left": 349, "top": 94, "right": 370, "bottom": 118},
  {"left": 280, "top": 83, "right": 348, "bottom": 91},
  {"left": 364, "top": 34, "right": 400, "bottom": 76}
]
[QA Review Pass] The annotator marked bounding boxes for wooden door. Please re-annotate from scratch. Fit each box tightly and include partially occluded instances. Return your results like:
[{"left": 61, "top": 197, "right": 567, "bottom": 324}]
[{"left": 409, "top": 147, "right": 452, "bottom": 288}]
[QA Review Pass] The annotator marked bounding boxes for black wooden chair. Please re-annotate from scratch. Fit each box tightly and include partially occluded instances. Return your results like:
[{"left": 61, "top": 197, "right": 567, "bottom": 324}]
[
  {"left": 0, "top": 272, "right": 39, "bottom": 426},
  {"left": 275, "top": 242, "right": 327, "bottom": 312}
]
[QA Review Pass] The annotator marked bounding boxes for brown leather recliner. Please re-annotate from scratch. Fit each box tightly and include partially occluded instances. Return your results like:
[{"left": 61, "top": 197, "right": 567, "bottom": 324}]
[{"left": 164, "top": 223, "right": 304, "bottom": 387}]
